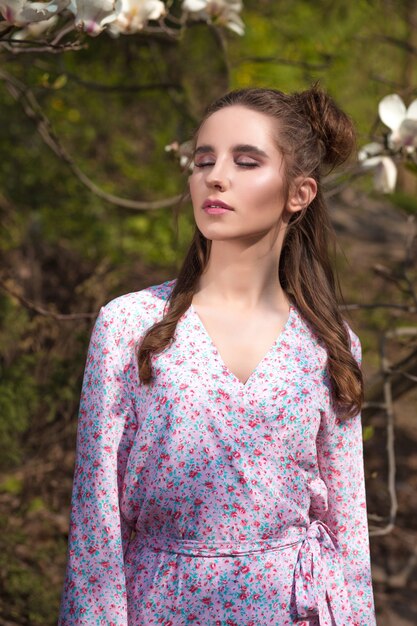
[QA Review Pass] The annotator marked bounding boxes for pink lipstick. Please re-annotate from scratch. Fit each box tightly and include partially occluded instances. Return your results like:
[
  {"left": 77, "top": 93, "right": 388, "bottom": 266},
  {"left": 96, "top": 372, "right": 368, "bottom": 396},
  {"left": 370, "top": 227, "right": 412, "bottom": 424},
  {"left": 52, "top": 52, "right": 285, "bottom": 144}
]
[{"left": 202, "top": 199, "right": 233, "bottom": 215}]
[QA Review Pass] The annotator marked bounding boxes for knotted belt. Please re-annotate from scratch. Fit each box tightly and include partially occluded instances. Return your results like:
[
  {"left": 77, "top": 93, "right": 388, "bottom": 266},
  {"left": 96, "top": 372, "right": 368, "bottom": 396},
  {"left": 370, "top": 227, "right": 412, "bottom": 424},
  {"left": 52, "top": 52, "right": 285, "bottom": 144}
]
[
  {"left": 293, "top": 520, "right": 354, "bottom": 625},
  {"left": 138, "top": 520, "right": 353, "bottom": 624}
]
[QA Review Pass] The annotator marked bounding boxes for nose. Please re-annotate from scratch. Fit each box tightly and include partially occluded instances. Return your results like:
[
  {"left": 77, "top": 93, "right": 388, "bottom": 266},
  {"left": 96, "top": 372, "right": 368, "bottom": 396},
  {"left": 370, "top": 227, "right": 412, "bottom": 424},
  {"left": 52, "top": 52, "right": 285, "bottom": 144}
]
[{"left": 205, "top": 159, "right": 230, "bottom": 191}]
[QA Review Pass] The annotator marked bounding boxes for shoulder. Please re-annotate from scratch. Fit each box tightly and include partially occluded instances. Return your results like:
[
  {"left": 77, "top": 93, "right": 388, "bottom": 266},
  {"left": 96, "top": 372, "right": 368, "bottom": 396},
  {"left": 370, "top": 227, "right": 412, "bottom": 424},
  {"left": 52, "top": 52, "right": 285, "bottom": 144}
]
[
  {"left": 96, "top": 278, "right": 177, "bottom": 339},
  {"left": 290, "top": 307, "right": 328, "bottom": 371},
  {"left": 292, "top": 308, "right": 362, "bottom": 368},
  {"left": 102, "top": 278, "right": 175, "bottom": 317}
]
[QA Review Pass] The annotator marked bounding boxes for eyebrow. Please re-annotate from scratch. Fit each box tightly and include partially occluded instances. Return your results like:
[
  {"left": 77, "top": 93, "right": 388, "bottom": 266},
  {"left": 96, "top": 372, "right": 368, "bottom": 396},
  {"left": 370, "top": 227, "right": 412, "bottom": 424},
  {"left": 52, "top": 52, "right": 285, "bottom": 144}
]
[{"left": 194, "top": 144, "right": 269, "bottom": 158}]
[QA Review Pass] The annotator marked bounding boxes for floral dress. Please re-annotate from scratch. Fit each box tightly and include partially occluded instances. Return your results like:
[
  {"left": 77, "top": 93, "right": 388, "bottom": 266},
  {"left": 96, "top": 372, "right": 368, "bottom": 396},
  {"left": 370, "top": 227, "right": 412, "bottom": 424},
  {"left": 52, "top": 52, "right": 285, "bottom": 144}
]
[{"left": 59, "top": 279, "right": 376, "bottom": 626}]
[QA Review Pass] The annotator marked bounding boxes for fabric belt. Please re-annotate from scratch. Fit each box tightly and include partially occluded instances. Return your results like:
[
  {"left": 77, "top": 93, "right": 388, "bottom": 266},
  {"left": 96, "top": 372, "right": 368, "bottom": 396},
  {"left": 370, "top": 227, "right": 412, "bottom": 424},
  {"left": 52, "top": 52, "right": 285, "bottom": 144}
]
[
  {"left": 293, "top": 520, "right": 354, "bottom": 625},
  {"left": 138, "top": 520, "right": 353, "bottom": 625}
]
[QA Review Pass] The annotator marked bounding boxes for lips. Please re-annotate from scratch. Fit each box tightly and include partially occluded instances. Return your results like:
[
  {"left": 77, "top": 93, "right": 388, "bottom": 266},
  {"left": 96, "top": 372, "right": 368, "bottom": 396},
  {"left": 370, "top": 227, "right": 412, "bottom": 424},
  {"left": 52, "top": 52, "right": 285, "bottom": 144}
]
[{"left": 202, "top": 198, "right": 233, "bottom": 211}]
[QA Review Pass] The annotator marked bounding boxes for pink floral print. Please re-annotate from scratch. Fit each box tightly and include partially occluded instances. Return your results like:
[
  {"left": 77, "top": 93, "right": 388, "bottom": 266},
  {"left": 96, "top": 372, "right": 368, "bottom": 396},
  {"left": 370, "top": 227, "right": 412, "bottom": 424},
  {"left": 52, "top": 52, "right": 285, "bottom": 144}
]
[{"left": 59, "top": 279, "right": 376, "bottom": 625}]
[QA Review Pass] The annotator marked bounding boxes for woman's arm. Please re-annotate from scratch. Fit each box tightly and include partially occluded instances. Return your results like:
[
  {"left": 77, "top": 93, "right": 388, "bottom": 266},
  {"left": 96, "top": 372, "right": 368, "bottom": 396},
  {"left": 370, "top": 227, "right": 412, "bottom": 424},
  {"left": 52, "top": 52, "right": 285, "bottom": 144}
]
[
  {"left": 59, "top": 305, "right": 137, "bottom": 625},
  {"left": 314, "top": 331, "right": 376, "bottom": 626}
]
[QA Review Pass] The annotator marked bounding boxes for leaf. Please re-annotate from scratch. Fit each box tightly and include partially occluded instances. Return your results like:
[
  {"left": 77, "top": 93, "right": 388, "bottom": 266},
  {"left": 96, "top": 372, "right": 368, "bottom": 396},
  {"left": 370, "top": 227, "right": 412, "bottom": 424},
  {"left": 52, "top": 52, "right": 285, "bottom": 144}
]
[{"left": 362, "top": 425, "right": 374, "bottom": 442}]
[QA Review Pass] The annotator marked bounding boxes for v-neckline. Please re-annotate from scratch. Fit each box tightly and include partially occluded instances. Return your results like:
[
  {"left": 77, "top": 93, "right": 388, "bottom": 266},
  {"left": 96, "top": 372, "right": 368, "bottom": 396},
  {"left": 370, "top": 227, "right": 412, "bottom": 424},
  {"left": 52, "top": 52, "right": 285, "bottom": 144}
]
[{"left": 188, "top": 303, "right": 295, "bottom": 389}]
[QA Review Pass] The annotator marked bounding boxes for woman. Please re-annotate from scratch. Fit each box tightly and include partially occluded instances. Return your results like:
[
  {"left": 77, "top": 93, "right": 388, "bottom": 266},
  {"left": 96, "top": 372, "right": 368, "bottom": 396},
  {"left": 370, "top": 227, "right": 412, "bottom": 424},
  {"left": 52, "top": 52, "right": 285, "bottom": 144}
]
[{"left": 59, "top": 86, "right": 376, "bottom": 625}]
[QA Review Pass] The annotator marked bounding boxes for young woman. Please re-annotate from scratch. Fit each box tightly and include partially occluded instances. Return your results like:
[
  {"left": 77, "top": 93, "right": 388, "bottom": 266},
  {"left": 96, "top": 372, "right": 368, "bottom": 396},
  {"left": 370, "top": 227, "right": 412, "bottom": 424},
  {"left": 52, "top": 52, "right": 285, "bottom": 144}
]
[{"left": 59, "top": 87, "right": 376, "bottom": 625}]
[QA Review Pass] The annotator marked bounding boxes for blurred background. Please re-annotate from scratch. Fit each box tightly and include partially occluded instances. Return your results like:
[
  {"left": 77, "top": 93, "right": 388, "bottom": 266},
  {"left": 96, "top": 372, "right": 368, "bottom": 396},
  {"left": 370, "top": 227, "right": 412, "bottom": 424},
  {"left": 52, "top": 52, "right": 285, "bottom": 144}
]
[{"left": 0, "top": 0, "right": 416, "bottom": 624}]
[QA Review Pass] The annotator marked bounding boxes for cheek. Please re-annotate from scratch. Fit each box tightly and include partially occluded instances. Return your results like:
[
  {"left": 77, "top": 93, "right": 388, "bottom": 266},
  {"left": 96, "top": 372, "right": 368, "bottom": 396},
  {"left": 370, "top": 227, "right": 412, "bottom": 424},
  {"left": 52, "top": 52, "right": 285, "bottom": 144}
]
[
  {"left": 244, "top": 172, "right": 286, "bottom": 208},
  {"left": 189, "top": 178, "right": 203, "bottom": 225},
  {"left": 189, "top": 175, "right": 202, "bottom": 203}
]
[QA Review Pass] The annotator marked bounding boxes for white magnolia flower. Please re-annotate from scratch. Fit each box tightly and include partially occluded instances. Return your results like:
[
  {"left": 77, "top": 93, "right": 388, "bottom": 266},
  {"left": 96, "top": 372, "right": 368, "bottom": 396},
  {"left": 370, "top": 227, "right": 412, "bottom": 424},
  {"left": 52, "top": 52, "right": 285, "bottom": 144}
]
[
  {"left": 109, "top": 0, "right": 165, "bottom": 35},
  {"left": 13, "top": 13, "right": 58, "bottom": 38},
  {"left": 69, "top": 0, "right": 122, "bottom": 36},
  {"left": 0, "top": 0, "right": 25, "bottom": 23},
  {"left": 182, "top": 0, "right": 244, "bottom": 35},
  {"left": 165, "top": 140, "right": 194, "bottom": 170},
  {"left": 378, "top": 93, "right": 417, "bottom": 151},
  {"left": 0, "top": 0, "right": 69, "bottom": 26},
  {"left": 358, "top": 142, "right": 397, "bottom": 193}
]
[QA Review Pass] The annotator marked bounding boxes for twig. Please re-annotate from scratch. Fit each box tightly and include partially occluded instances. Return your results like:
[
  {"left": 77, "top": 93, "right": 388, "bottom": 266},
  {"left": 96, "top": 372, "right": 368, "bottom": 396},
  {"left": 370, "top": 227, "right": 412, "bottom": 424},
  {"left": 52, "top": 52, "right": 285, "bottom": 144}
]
[
  {"left": 386, "top": 544, "right": 417, "bottom": 588},
  {"left": 341, "top": 302, "right": 417, "bottom": 313},
  {"left": 369, "top": 336, "right": 398, "bottom": 537},
  {"left": 0, "top": 37, "right": 86, "bottom": 54},
  {"left": 370, "top": 73, "right": 404, "bottom": 90},
  {"left": 50, "top": 21, "right": 77, "bottom": 46},
  {"left": 234, "top": 55, "right": 332, "bottom": 71},
  {"left": 47, "top": 71, "right": 182, "bottom": 94},
  {"left": 404, "top": 215, "right": 416, "bottom": 267},
  {"left": 362, "top": 401, "right": 386, "bottom": 411},
  {"left": 385, "top": 327, "right": 417, "bottom": 339},
  {"left": 387, "top": 368, "right": 417, "bottom": 383},
  {"left": 0, "top": 277, "right": 97, "bottom": 321},
  {"left": 367, "top": 34, "right": 417, "bottom": 56},
  {"left": 0, "top": 68, "right": 184, "bottom": 211}
]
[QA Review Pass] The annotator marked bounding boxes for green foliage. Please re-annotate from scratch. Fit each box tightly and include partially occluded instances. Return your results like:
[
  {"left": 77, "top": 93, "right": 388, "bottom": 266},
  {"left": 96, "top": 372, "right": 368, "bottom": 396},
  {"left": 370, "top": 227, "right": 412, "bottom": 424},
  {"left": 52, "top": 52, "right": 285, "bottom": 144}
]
[
  {"left": 391, "top": 190, "right": 417, "bottom": 215},
  {"left": 0, "top": 301, "right": 39, "bottom": 467},
  {"left": 0, "top": 476, "right": 23, "bottom": 495},
  {"left": 363, "top": 425, "right": 375, "bottom": 442},
  {"left": 1, "top": 2, "right": 417, "bottom": 623},
  {"left": 0, "top": 513, "right": 64, "bottom": 625},
  {"left": 231, "top": 0, "right": 409, "bottom": 138}
]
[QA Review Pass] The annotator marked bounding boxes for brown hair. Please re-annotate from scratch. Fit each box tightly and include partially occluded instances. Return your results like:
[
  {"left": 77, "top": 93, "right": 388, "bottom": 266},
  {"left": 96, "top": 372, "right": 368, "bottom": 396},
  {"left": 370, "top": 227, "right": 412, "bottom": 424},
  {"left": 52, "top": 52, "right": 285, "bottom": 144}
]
[{"left": 137, "top": 85, "right": 363, "bottom": 419}]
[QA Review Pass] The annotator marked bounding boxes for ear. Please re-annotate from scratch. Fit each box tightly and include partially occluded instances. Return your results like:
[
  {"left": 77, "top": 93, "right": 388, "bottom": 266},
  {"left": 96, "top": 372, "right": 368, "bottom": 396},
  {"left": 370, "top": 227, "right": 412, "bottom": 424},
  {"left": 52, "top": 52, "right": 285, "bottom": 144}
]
[{"left": 287, "top": 176, "right": 317, "bottom": 214}]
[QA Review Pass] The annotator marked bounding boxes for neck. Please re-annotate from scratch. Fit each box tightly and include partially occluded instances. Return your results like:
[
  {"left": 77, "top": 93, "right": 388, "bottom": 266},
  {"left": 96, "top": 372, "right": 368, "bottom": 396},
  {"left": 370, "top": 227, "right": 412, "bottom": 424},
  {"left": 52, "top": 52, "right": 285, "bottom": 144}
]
[{"left": 194, "top": 232, "right": 289, "bottom": 312}]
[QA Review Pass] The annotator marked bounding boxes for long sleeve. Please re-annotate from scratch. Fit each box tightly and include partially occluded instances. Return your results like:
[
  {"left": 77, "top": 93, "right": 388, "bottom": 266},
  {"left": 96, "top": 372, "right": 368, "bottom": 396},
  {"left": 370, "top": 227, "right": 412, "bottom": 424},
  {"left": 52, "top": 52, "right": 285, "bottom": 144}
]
[
  {"left": 313, "top": 331, "right": 376, "bottom": 625},
  {"left": 59, "top": 305, "right": 138, "bottom": 625}
]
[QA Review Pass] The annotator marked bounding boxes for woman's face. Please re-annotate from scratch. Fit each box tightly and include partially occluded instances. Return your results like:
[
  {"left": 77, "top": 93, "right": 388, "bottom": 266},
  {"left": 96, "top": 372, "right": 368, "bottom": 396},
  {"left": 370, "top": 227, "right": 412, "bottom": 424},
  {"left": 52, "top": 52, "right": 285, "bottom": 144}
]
[{"left": 189, "top": 105, "right": 303, "bottom": 244}]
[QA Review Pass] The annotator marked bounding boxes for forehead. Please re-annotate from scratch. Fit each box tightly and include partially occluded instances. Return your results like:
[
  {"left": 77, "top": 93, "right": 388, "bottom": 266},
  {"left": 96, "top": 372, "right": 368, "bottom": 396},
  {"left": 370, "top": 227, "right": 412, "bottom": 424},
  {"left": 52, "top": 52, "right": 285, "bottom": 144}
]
[{"left": 196, "top": 105, "right": 278, "bottom": 148}]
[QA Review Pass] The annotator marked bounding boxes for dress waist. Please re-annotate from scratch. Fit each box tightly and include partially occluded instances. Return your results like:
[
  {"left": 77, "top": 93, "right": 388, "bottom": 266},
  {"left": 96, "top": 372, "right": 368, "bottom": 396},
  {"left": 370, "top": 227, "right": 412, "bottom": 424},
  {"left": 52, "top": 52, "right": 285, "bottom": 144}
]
[
  {"left": 137, "top": 525, "right": 305, "bottom": 557},
  {"left": 134, "top": 520, "right": 354, "bottom": 625}
]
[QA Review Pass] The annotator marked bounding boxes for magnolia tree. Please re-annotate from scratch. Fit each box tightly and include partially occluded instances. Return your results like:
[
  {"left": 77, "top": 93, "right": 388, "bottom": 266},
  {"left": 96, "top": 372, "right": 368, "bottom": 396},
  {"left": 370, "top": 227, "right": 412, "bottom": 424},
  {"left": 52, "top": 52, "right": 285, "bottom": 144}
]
[
  {"left": 0, "top": 0, "right": 245, "bottom": 38},
  {"left": 359, "top": 94, "right": 417, "bottom": 193},
  {"left": 0, "top": 3, "right": 417, "bottom": 617},
  {"left": 0, "top": 0, "right": 245, "bottom": 210},
  {"left": 2, "top": 1, "right": 417, "bottom": 195}
]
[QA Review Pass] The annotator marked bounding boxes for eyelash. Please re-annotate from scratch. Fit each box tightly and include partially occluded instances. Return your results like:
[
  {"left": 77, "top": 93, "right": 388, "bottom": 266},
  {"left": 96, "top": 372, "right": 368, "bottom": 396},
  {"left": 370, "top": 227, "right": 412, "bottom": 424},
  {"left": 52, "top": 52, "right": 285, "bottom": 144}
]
[{"left": 194, "top": 162, "right": 258, "bottom": 169}]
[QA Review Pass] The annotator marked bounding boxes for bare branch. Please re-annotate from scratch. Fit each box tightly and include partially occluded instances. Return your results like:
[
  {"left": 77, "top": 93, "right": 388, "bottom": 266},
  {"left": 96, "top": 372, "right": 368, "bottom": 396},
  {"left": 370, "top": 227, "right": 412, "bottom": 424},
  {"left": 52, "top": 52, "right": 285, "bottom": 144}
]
[
  {"left": 385, "top": 327, "right": 417, "bottom": 340},
  {"left": 364, "top": 346, "right": 417, "bottom": 413},
  {"left": 404, "top": 215, "right": 416, "bottom": 267},
  {"left": 386, "top": 545, "right": 417, "bottom": 588},
  {"left": 370, "top": 73, "right": 404, "bottom": 90},
  {"left": 0, "top": 29, "right": 86, "bottom": 54},
  {"left": 0, "top": 277, "right": 97, "bottom": 320},
  {"left": 372, "top": 34, "right": 417, "bottom": 56},
  {"left": 49, "top": 71, "right": 182, "bottom": 94},
  {"left": 368, "top": 336, "right": 398, "bottom": 537},
  {"left": 50, "top": 20, "right": 77, "bottom": 46},
  {"left": 234, "top": 55, "right": 332, "bottom": 71},
  {"left": 341, "top": 302, "right": 417, "bottom": 313},
  {"left": 0, "top": 68, "right": 184, "bottom": 211},
  {"left": 387, "top": 368, "right": 417, "bottom": 383}
]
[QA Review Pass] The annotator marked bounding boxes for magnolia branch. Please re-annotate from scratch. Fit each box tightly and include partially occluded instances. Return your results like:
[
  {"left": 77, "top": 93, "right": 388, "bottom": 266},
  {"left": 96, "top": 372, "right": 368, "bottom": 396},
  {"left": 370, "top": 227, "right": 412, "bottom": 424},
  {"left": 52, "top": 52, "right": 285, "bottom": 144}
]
[{"left": 0, "top": 38, "right": 86, "bottom": 53}]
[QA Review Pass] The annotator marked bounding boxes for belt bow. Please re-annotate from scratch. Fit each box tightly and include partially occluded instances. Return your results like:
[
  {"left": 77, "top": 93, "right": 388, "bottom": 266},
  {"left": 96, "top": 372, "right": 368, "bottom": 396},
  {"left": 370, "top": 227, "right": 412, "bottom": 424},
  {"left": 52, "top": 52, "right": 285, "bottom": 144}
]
[{"left": 294, "top": 520, "right": 354, "bottom": 625}]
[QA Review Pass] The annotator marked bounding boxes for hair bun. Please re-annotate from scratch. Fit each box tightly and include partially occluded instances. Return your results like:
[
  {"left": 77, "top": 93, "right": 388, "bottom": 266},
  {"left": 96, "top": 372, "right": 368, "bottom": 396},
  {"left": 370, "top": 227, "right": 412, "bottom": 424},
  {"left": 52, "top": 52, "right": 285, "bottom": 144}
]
[{"left": 298, "top": 85, "right": 356, "bottom": 170}]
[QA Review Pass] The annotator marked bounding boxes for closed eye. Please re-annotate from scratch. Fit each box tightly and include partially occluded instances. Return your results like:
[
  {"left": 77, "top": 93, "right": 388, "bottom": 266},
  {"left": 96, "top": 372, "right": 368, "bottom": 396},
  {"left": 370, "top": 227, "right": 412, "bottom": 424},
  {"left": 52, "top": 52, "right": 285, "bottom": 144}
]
[
  {"left": 236, "top": 162, "right": 259, "bottom": 168},
  {"left": 193, "top": 162, "right": 214, "bottom": 168},
  {"left": 194, "top": 161, "right": 259, "bottom": 168}
]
